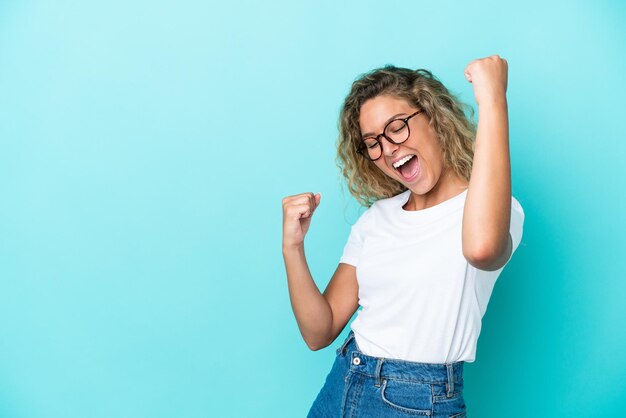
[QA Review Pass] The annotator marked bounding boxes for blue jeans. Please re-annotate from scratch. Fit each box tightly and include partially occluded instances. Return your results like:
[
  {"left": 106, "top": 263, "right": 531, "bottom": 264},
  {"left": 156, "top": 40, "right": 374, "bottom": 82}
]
[{"left": 307, "top": 330, "right": 467, "bottom": 418}]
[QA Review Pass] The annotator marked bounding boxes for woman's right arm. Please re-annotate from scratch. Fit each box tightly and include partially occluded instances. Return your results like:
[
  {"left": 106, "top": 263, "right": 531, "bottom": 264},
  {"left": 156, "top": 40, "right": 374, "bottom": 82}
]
[{"left": 282, "top": 192, "right": 359, "bottom": 351}]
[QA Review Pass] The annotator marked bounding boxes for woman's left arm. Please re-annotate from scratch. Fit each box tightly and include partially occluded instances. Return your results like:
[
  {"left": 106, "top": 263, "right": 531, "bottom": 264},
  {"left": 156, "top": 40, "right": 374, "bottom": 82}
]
[{"left": 462, "top": 55, "right": 512, "bottom": 271}]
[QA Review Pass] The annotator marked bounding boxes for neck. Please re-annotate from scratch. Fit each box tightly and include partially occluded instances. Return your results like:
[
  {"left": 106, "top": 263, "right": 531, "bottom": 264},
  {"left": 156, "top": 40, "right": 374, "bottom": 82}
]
[{"left": 404, "top": 171, "right": 468, "bottom": 211}]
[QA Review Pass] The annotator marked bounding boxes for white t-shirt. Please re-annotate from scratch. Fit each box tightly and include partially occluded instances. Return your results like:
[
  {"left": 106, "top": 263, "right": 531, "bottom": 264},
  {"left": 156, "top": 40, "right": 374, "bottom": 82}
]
[{"left": 339, "top": 188, "right": 524, "bottom": 364}]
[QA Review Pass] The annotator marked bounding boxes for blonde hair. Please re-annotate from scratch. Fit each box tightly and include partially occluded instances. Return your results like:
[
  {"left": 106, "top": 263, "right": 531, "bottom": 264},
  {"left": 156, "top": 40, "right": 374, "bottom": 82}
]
[{"left": 336, "top": 65, "right": 477, "bottom": 207}]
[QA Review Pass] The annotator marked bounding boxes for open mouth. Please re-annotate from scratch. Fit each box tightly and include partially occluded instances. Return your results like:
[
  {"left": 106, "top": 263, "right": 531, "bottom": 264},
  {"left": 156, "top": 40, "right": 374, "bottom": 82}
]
[{"left": 392, "top": 154, "right": 419, "bottom": 181}]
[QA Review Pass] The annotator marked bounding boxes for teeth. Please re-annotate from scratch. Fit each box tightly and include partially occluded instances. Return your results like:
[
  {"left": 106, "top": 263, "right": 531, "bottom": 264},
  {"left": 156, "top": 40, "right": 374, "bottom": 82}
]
[{"left": 393, "top": 155, "right": 415, "bottom": 169}]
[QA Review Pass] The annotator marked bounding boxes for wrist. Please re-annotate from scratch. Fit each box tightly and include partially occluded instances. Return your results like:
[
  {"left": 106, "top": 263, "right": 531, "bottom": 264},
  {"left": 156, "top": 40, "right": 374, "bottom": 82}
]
[
  {"left": 282, "top": 243, "right": 305, "bottom": 255},
  {"left": 477, "top": 95, "right": 508, "bottom": 110}
]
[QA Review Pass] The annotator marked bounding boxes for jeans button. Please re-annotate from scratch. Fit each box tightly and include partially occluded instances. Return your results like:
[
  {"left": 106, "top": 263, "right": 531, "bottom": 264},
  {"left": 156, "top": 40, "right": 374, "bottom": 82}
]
[{"left": 352, "top": 357, "right": 361, "bottom": 365}]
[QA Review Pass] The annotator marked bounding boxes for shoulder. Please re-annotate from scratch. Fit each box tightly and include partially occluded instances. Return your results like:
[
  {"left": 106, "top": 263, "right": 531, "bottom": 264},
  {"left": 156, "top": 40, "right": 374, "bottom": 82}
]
[{"left": 352, "top": 204, "right": 376, "bottom": 231}]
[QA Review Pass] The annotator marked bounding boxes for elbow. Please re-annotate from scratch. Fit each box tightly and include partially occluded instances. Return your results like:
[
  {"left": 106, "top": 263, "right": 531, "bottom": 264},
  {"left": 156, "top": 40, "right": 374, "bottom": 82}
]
[
  {"left": 464, "top": 242, "right": 493, "bottom": 263},
  {"left": 305, "top": 329, "right": 334, "bottom": 351},
  {"left": 306, "top": 339, "right": 330, "bottom": 352},
  {"left": 464, "top": 234, "right": 512, "bottom": 272},
  {"left": 465, "top": 252, "right": 499, "bottom": 271},
  {"left": 307, "top": 343, "right": 324, "bottom": 352}
]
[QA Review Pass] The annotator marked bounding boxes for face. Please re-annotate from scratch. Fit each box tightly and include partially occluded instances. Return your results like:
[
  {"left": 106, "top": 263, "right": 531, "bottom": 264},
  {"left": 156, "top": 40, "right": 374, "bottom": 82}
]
[{"left": 359, "top": 94, "right": 450, "bottom": 197}]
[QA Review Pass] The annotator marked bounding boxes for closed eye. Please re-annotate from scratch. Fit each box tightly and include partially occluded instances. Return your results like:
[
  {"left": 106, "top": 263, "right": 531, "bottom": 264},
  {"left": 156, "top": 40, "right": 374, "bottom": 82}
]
[{"left": 391, "top": 125, "right": 407, "bottom": 134}]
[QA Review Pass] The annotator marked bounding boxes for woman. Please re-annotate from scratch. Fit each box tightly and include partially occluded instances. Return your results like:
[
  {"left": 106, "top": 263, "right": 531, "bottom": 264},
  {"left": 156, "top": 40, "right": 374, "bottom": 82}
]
[{"left": 282, "top": 55, "right": 524, "bottom": 417}]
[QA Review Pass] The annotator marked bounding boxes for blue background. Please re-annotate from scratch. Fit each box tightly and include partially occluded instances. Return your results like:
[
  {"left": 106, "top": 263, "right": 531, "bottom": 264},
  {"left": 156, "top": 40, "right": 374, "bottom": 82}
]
[{"left": 1, "top": 1, "right": 625, "bottom": 417}]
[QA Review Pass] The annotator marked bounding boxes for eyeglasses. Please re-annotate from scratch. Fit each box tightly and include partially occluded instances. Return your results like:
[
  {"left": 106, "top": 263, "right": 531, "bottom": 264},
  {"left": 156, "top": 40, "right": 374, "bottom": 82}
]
[{"left": 356, "top": 110, "right": 422, "bottom": 161}]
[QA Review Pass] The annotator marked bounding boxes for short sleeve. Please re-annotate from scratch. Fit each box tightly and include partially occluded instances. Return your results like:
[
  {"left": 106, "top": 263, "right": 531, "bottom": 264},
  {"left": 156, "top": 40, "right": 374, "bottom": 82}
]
[
  {"left": 508, "top": 196, "right": 525, "bottom": 263},
  {"left": 339, "top": 207, "right": 375, "bottom": 267}
]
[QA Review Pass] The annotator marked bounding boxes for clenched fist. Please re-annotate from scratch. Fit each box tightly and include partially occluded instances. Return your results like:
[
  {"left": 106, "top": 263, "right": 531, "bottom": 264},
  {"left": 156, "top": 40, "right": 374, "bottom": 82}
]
[
  {"left": 464, "top": 54, "right": 508, "bottom": 107},
  {"left": 282, "top": 192, "right": 321, "bottom": 250}
]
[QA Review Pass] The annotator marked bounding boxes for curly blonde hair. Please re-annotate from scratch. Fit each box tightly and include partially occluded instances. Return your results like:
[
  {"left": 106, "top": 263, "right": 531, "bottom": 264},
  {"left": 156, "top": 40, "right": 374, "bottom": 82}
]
[{"left": 337, "top": 65, "right": 477, "bottom": 207}]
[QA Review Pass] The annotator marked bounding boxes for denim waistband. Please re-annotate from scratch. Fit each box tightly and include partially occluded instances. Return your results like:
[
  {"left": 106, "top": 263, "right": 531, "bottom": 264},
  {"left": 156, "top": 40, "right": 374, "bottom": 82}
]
[{"left": 336, "top": 330, "right": 464, "bottom": 386}]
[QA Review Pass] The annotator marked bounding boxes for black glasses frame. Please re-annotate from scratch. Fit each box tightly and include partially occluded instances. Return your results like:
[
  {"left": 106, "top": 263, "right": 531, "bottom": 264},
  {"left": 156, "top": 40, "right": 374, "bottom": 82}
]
[{"left": 356, "top": 110, "right": 423, "bottom": 161}]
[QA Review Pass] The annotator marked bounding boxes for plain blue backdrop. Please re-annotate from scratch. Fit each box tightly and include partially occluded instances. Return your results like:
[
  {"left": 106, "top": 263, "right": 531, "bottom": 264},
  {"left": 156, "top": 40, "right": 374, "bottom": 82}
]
[{"left": 1, "top": 1, "right": 625, "bottom": 417}]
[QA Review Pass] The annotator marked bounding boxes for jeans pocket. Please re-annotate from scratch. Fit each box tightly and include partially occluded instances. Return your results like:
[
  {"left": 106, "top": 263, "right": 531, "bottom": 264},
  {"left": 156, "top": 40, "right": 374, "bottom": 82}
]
[{"left": 379, "top": 378, "right": 433, "bottom": 415}]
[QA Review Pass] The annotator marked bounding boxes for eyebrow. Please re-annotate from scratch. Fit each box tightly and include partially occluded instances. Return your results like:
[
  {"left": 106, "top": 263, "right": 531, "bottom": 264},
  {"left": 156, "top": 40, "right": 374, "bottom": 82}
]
[{"left": 360, "top": 113, "right": 408, "bottom": 138}]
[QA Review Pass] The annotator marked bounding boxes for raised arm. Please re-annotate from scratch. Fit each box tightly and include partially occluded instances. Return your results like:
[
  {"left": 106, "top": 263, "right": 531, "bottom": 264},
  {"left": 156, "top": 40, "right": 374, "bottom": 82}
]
[
  {"left": 282, "top": 193, "right": 359, "bottom": 350},
  {"left": 461, "top": 55, "right": 512, "bottom": 271}
]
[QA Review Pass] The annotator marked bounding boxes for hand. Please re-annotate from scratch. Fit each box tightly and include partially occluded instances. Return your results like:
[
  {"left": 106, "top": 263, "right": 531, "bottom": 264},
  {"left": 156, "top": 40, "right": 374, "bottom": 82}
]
[
  {"left": 282, "top": 192, "right": 322, "bottom": 250},
  {"left": 464, "top": 54, "right": 508, "bottom": 106}
]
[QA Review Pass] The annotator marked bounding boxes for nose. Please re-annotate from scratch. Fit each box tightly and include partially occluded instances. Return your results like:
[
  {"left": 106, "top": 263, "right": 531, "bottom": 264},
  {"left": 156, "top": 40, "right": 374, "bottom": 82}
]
[{"left": 380, "top": 136, "right": 399, "bottom": 157}]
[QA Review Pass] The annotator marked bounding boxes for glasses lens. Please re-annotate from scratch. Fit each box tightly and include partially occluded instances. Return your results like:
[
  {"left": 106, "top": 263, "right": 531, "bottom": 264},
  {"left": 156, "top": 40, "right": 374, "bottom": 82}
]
[
  {"left": 362, "top": 138, "right": 381, "bottom": 160},
  {"left": 385, "top": 119, "right": 409, "bottom": 144}
]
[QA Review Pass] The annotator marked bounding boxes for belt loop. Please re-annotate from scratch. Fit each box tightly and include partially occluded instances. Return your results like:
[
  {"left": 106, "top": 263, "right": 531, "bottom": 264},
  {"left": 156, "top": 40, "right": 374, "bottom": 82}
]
[
  {"left": 446, "top": 363, "right": 454, "bottom": 397},
  {"left": 374, "top": 357, "right": 385, "bottom": 388},
  {"left": 337, "top": 331, "right": 355, "bottom": 356}
]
